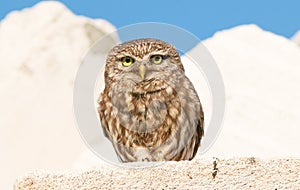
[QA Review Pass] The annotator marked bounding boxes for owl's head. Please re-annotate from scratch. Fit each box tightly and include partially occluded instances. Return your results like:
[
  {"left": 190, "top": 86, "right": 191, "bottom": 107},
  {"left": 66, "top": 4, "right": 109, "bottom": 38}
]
[{"left": 104, "top": 38, "right": 184, "bottom": 85}]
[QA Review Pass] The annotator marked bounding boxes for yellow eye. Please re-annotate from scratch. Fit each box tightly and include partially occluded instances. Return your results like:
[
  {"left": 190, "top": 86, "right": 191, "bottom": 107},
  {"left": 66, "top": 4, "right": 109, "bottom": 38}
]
[
  {"left": 122, "top": 56, "right": 134, "bottom": 67},
  {"left": 151, "top": 55, "right": 163, "bottom": 64}
]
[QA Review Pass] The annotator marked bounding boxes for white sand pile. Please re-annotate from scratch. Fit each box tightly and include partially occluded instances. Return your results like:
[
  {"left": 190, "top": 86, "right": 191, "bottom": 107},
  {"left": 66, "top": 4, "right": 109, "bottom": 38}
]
[
  {"left": 14, "top": 158, "right": 300, "bottom": 189},
  {"left": 291, "top": 31, "right": 300, "bottom": 45},
  {"left": 200, "top": 25, "right": 300, "bottom": 158},
  {"left": 0, "top": 1, "right": 117, "bottom": 189}
]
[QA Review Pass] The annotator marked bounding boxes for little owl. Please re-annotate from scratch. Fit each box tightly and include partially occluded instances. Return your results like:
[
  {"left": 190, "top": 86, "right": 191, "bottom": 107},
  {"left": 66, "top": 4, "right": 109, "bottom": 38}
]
[{"left": 98, "top": 38, "right": 204, "bottom": 162}]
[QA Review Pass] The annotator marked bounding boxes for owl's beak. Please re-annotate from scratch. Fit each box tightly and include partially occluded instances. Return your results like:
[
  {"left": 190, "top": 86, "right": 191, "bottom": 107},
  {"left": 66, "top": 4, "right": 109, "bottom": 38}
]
[{"left": 139, "top": 65, "right": 147, "bottom": 79}]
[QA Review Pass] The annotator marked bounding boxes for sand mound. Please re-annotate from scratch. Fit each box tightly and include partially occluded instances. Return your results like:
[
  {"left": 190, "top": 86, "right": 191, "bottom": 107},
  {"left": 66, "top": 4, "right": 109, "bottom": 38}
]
[
  {"left": 0, "top": 1, "right": 117, "bottom": 189},
  {"left": 200, "top": 25, "right": 300, "bottom": 158}
]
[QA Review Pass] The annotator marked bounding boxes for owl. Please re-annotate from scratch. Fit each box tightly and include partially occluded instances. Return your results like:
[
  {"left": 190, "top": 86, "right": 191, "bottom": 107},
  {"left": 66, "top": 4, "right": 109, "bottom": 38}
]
[{"left": 98, "top": 38, "right": 204, "bottom": 162}]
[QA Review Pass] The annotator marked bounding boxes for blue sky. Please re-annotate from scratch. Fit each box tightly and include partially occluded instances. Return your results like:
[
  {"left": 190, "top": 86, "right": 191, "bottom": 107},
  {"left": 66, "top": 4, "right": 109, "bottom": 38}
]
[{"left": 0, "top": 0, "right": 299, "bottom": 40}]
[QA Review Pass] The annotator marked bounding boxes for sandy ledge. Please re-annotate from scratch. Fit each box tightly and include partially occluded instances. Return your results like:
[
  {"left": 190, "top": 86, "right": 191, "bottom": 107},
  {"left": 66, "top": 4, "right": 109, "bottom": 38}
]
[{"left": 14, "top": 158, "right": 300, "bottom": 189}]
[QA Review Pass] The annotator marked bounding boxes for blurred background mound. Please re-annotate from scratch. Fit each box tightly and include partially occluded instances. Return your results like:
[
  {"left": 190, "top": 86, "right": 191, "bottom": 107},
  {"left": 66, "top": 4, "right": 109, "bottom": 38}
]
[{"left": 0, "top": 1, "right": 118, "bottom": 189}]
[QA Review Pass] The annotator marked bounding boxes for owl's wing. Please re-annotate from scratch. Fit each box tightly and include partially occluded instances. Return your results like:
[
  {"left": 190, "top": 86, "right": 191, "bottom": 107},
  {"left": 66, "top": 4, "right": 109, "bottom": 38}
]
[
  {"left": 169, "top": 101, "right": 204, "bottom": 161},
  {"left": 192, "top": 102, "right": 205, "bottom": 158},
  {"left": 101, "top": 121, "right": 109, "bottom": 138},
  {"left": 98, "top": 88, "right": 110, "bottom": 138}
]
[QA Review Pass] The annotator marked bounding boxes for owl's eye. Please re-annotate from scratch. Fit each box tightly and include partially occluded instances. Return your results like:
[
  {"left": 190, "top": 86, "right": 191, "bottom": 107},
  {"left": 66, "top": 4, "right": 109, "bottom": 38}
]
[
  {"left": 121, "top": 56, "right": 135, "bottom": 67},
  {"left": 150, "top": 55, "right": 163, "bottom": 64}
]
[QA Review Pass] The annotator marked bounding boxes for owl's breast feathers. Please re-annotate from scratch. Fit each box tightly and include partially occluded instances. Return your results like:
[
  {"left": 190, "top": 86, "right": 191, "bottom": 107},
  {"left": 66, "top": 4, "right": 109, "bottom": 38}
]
[
  {"left": 99, "top": 79, "right": 181, "bottom": 147},
  {"left": 98, "top": 78, "right": 204, "bottom": 161}
]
